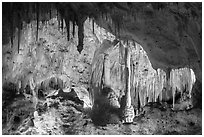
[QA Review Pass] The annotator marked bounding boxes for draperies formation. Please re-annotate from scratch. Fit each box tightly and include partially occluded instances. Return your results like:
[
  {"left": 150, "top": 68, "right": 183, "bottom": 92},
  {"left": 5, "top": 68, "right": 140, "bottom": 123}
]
[{"left": 90, "top": 39, "right": 196, "bottom": 110}]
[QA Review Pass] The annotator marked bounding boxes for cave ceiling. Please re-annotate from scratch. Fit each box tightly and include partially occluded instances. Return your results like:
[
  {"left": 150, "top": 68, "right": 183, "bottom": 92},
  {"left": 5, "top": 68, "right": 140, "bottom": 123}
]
[{"left": 2, "top": 2, "right": 202, "bottom": 81}]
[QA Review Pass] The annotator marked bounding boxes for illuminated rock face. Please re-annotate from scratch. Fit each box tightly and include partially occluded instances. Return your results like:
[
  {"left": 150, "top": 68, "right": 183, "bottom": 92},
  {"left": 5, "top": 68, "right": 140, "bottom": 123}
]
[
  {"left": 2, "top": 8, "right": 197, "bottom": 112},
  {"left": 3, "top": 3, "right": 201, "bottom": 82},
  {"left": 2, "top": 17, "right": 103, "bottom": 96},
  {"left": 90, "top": 39, "right": 196, "bottom": 112}
]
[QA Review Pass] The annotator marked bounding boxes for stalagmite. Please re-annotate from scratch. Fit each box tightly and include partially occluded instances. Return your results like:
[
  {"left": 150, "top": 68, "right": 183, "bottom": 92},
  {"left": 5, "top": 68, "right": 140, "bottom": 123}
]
[
  {"left": 125, "top": 42, "right": 131, "bottom": 107},
  {"left": 122, "top": 41, "right": 135, "bottom": 123}
]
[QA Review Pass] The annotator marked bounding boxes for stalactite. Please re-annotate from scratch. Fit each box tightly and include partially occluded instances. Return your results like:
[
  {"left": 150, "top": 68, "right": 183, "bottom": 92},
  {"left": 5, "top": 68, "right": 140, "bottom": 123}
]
[
  {"left": 167, "top": 67, "right": 196, "bottom": 109},
  {"left": 117, "top": 21, "right": 120, "bottom": 37},
  {"left": 77, "top": 17, "right": 85, "bottom": 53},
  {"left": 128, "top": 41, "right": 196, "bottom": 110},
  {"left": 114, "top": 22, "right": 117, "bottom": 36},
  {"left": 57, "top": 10, "right": 61, "bottom": 31},
  {"left": 124, "top": 41, "right": 132, "bottom": 107},
  {"left": 90, "top": 38, "right": 196, "bottom": 113},
  {"left": 172, "top": 70, "right": 176, "bottom": 109},
  {"left": 88, "top": 17, "right": 91, "bottom": 23},
  {"left": 130, "top": 56, "right": 134, "bottom": 96},
  {"left": 119, "top": 42, "right": 124, "bottom": 84},
  {"left": 9, "top": 3, "right": 14, "bottom": 48},
  {"left": 17, "top": 13, "right": 21, "bottom": 54},
  {"left": 105, "top": 13, "right": 108, "bottom": 21},
  {"left": 152, "top": 76, "right": 155, "bottom": 102},
  {"left": 103, "top": 54, "right": 111, "bottom": 87},
  {"left": 49, "top": 4, "right": 52, "bottom": 19},
  {"left": 36, "top": 3, "right": 39, "bottom": 41},
  {"left": 65, "top": 18, "right": 70, "bottom": 41},
  {"left": 61, "top": 17, "right": 64, "bottom": 33},
  {"left": 92, "top": 19, "right": 94, "bottom": 34},
  {"left": 101, "top": 12, "right": 104, "bottom": 20},
  {"left": 58, "top": 20, "right": 61, "bottom": 31},
  {"left": 144, "top": 85, "right": 147, "bottom": 106},
  {"left": 72, "top": 21, "right": 75, "bottom": 37},
  {"left": 10, "top": 24, "right": 13, "bottom": 47},
  {"left": 189, "top": 68, "right": 196, "bottom": 98},
  {"left": 26, "top": 4, "right": 30, "bottom": 23}
]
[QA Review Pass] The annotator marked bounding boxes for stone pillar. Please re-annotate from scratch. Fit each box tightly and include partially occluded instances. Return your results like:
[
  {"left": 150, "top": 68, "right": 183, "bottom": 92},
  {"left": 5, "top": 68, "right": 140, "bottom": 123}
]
[
  {"left": 125, "top": 45, "right": 131, "bottom": 107},
  {"left": 122, "top": 41, "right": 135, "bottom": 123}
]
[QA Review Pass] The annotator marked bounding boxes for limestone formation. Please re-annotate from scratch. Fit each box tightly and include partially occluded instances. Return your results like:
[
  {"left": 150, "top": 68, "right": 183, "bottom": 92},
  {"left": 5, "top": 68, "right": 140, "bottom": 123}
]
[
  {"left": 90, "top": 39, "right": 197, "bottom": 115},
  {"left": 2, "top": 2, "right": 201, "bottom": 135}
]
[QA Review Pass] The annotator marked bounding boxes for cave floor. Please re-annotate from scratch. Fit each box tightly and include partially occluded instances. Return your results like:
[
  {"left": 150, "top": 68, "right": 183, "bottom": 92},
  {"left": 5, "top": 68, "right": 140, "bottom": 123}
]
[{"left": 2, "top": 91, "right": 202, "bottom": 135}]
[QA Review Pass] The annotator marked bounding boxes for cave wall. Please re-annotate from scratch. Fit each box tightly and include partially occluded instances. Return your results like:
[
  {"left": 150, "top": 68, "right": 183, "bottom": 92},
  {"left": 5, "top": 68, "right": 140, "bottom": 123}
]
[
  {"left": 2, "top": 2, "right": 202, "bottom": 109},
  {"left": 2, "top": 13, "right": 115, "bottom": 95}
]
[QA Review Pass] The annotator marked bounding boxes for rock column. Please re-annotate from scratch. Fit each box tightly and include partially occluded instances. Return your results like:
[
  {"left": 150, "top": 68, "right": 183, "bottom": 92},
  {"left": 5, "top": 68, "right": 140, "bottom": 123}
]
[{"left": 122, "top": 41, "right": 135, "bottom": 123}]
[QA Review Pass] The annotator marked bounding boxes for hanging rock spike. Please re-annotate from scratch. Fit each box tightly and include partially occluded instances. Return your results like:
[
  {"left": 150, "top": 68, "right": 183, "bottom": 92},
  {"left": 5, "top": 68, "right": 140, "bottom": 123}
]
[
  {"left": 17, "top": 13, "right": 21, "bottom": 54},
  {"left": 61, "top": 17, "right": 64, "bottom": 33},
  {"left": 57, "top": 10, "right": 60, "bottom": 31},
  {"left": 117, "top": 21, "right": 120, "bottom": 37},
  {"left": 36, "top": 3, "right": 39, "bottom": 41},
  {"left": 65, "top": 18, "right": 70, "bottom": 41},
  {"left": 105, "top": 13, "right": 108, "bottom": 21},
  {"left": 77, "top": 16, "right": 85, "bottom": 53},
  {"left": 72, "top": 21, "right": 75, "bottom": 37},
  {"left": 103, "top": 54, "right": 111, "bottom": 87},
  {"left": 92, "top": 19, "right": 94, "bottom": 34},
  {"left": 49, "top": 4, "right": 52, "bottom": 19},
  {"left": 114, "top": 21, "right": 117, "bottom": 36},
  {"left": 90, "top": 39, "right": 197, "bottom": 114},
  {"left": 10, "top": 3, "right": 14, "bottom": 48}
]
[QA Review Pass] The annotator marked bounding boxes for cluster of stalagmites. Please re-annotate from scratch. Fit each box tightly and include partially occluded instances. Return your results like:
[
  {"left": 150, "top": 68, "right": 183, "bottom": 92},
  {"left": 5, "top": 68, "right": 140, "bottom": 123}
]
[{"left": 90, "top": 39, "right": 196, "bottom": 114}]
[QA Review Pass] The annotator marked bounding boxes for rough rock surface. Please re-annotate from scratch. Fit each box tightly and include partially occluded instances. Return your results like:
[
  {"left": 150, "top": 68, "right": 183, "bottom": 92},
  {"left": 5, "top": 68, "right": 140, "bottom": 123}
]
[
  {"left": 2, "top": 3, "right": 202, "bottom": 81},
  {"left": 2, "top": 3, "right": 202, "bottom": 135},
  {"left": 3, "top": 95, "right": 202, "bottom": 135},
  {"left": 90, "top": 39, "right": 197, "bottom": 113},
  {"left": 95, "top": 3, "right": 202, "bottom": 81}
]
